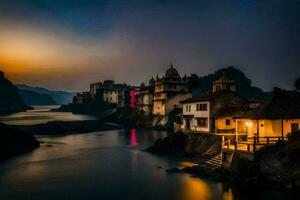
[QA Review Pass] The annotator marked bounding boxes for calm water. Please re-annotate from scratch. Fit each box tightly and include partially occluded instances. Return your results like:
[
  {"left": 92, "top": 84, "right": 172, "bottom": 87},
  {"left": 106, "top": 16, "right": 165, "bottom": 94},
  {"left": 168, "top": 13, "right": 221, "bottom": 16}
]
[
  {"left": 0, "top": 129, "right": 234, "bottom": 200},
  {"left": 0, "top": 105, "right": 97, "bottom": 125},
  {"left": 0, "top": 107, "right": 294, "bottom": 200}
]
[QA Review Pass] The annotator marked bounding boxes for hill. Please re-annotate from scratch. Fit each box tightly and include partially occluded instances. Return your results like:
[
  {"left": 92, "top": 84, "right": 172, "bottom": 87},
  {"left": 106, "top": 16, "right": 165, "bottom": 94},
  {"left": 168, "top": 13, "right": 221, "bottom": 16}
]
[
  {"left": 18, "top": 89, "right": 56, "bottom": 105},
  {"left": 190, "top": 67, "right": 270, "bottom": 100},
  {"left": 17, "top": 84, "right": 75, "bottom": 105},
  {"left": 0, "top": 71, "right": 31, "bottom": 113}
]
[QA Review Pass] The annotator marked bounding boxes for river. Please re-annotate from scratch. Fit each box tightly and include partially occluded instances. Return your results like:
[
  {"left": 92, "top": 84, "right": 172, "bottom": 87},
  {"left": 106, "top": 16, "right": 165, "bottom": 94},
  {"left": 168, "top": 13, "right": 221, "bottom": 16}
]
[{"left": 0, "top": 107, "right": 294, "bottom": 200}]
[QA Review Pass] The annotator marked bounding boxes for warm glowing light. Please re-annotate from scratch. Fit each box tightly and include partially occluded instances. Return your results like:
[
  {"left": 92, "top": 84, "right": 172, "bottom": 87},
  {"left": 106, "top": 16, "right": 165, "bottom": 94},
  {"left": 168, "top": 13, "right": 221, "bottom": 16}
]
[
  {"left": 245, "top": 121, "right": 253, "bottom": 127},
  {"left": 179, "top": 176, "right": 212, "bottom": 200}
]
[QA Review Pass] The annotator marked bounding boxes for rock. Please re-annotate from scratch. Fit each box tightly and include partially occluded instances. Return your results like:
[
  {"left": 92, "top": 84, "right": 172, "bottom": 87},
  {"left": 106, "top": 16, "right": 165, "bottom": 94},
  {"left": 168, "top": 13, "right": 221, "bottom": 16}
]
[
  {"left": 0, "top": 71, "right": 31, "bottom": 113},
  {"left": 0, "top": 123, "right": 39, "bottom": 160},
  {"left": 146, "top": 132, "right": 221, "bottom": 157},
  {"left": 146, "top": 134, "right": 187, "bottom": 155},
  {"left": 11, "top": 120, "right": 122, "bottom": 135}
]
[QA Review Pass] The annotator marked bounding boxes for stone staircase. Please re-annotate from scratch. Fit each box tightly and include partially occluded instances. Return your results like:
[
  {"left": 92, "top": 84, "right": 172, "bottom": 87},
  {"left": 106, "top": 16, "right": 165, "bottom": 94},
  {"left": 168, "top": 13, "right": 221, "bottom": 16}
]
[{"left": 205, "top": 154, "right": 222, "bottom": 169}]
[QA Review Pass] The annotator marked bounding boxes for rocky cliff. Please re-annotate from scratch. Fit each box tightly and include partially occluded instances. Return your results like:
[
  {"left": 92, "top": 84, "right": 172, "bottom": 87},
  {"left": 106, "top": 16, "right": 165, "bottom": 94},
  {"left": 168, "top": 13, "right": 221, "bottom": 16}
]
[{"left": 0, "top": 71, "right": 31, "bottom": 113}]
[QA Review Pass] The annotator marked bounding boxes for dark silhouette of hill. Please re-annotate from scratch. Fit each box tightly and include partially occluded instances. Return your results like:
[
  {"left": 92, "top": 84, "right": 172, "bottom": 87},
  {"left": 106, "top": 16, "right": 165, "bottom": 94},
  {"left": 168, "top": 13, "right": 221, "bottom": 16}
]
[
  {"left": 18, "top": 89, "right": 56, "bottom": 105},
  {"left": 190, "top": 67, "right": 270, "bottom": 100},
  {"left": 17, "top": 84, "right": 75, "bottom": 105},
  {"left": 0, "top": 71, "right": 31, "bottom": 113}
]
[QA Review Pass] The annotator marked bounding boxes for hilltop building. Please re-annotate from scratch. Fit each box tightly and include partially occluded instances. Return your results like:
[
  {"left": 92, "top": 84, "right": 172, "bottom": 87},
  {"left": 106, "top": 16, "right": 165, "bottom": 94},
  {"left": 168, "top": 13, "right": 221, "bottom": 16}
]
[
  {"left": 153, "top": 64, "right": 191, "bottom": 116},
  {"left": 212, "top": 71, "right": 236, "bottom": 93}
]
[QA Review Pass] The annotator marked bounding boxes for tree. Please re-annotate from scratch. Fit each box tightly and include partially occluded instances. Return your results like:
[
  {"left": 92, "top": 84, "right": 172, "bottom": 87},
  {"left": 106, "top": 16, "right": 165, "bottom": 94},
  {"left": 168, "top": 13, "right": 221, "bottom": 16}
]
[{"left": 294, "top": 78, "right": 300, "bottom": 90}]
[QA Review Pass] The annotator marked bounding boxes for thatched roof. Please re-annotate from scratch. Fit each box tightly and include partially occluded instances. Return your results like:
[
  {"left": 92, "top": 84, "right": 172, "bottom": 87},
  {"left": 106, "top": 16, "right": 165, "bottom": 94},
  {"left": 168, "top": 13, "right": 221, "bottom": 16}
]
[{"left": 239, "top": 89, "right": 300, "bottom": 119}]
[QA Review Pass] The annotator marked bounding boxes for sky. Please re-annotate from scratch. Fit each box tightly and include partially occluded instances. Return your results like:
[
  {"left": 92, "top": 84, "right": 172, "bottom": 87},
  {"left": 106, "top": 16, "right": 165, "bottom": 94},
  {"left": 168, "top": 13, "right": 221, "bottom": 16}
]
[{"left": 0, "top": 0, "right": 299, "bottom": 92}]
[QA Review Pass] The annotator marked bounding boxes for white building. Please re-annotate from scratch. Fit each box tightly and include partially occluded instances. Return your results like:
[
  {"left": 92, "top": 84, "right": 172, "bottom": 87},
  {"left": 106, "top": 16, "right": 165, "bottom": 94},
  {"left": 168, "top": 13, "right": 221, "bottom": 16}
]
[
  {"left": 103, "top": 90, "right": 118, "bottom": 104},
  {"left": 181, "top": 100, "right": 210, "bottom": 132},
  {"left": 180, "top": 72, "right": 247, "bottom": 133}
]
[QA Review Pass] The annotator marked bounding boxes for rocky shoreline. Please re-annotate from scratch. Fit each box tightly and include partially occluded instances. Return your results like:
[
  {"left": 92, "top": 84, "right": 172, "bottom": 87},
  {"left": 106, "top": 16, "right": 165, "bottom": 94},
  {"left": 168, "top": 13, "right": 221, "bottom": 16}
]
[
  {"left": 0, "top": 123, "right": 40, "bottom": 161},
  {"left": 147, "top": 131, "right": 300, "bottom": 198}
]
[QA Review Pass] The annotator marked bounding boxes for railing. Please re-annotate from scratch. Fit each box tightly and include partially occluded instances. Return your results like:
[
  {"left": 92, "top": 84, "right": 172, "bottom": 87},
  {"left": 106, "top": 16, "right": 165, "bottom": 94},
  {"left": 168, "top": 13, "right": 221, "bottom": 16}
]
[{"left": 222, "top": 136, "right": 288, "bottom": 153}]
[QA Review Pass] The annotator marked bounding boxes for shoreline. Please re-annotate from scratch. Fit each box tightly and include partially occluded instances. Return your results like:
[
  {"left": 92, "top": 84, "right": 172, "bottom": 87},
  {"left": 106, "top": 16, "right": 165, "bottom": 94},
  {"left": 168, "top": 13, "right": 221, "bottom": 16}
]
[{"left": 9, "top": 119, "right": 123, "bottom": 135}]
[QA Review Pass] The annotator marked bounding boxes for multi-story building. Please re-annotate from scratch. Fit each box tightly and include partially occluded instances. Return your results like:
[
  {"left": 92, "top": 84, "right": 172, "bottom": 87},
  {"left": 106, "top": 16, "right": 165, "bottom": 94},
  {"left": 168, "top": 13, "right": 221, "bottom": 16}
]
[
  {"left": 180, "top": 72, "right": 248, "bottom": 133},
  {"left": 89, "top": 80, "right": 130, "bottom": 107},
  {"left": 136, "top": 78, "right": 155, "bottom": 116},
  {"left": 153, "top": 64, "right": 191, "bottom": 116}
]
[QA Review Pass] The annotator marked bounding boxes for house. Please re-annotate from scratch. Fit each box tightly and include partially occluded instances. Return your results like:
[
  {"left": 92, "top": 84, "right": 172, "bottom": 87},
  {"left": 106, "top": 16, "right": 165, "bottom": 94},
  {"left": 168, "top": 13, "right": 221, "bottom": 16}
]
[
  {"left": 180, "top": 91, "right": 248, "bottom": 133},
  {"left": 89, "top": 80, "right": 130, "bottom": 107},
  {"left": 73, "top": 92, "right": 91, "bottom": 105},
  {"left": 212, "top": 71, "right": 236, "bottom": 93},
  {"left": 180, "top": 72, "right": 248, "bottom": 133},
  {"left": 235, "top": 89, "right": 300, "bottom": 138},
  {"left": 153, "top": 64, "right": 191, "bottom": 116},
  {"left": 136, "top": 79, "right": 155, "bottom": 116}
]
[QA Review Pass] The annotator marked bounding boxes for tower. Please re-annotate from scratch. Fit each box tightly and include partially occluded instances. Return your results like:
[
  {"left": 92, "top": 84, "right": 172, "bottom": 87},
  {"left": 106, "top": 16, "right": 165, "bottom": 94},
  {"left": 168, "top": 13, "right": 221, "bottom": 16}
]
[{"left": 213, "top": 72, "right": 236, "bottom": 93}]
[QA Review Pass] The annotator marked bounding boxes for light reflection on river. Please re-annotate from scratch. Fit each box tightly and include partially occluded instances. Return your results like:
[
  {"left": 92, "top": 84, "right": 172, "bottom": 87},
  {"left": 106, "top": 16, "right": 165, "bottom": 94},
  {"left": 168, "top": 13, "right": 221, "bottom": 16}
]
[
  {"left": 0, "top": 107, "right": 294, "bottom": 200},
  {"left": 0, "top": 128, "right": 234, "bottom": 200}
]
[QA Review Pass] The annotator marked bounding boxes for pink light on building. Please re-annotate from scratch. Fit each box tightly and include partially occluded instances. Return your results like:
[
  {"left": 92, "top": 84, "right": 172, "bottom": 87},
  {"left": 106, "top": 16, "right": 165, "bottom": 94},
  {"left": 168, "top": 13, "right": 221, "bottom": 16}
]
[{"left": 130, "top": 86, "right": 136, "bottom": 108}]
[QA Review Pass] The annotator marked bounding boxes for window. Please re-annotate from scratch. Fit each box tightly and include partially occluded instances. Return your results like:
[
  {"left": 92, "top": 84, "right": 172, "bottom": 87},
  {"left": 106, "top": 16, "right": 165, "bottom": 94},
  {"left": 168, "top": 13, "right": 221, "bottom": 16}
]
[
  {"left": 197, "top": 118, "right": 208, "bottom": 127},
  {"left": 291, "top": 123, "right": 299, "bottom": 133},
  {"left": 185, "top": 105, "right": 191, "bottom": 112},
  {"left": 225, "top": 119, "right": 231, "bottom": 126},
  {"left": 196, "top": 103, "right": 207, "bottom": 111}
]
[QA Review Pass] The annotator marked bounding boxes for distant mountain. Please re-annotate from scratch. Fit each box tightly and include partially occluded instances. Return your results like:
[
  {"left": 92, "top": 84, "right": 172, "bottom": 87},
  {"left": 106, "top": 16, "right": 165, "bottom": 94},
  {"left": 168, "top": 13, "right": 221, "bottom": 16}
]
[
  {"left": 17, "top": 84, "right": 76, "bottom": 105},
  {"left": 18, "top": 89, "right": 56, "bottom": 105},
  {"left": 0, "top": 71, "right": 31, "bottom": 113},
  {"left": 190, "top": 67, "right": 270, "bottom": 100}
]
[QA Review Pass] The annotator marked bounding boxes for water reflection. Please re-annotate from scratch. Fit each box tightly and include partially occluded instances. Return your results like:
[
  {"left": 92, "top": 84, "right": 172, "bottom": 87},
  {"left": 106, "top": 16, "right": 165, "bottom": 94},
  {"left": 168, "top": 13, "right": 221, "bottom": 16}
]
[
  {"left": 130, "top": 128, "right": 139, "bottom": 146},
  {"left": 0, "top": 105, "right": 97, "bottom": 125},
  {"left": 179, "top": 176, "right": 212, "bottom": 200},
  {"left": 0, "top": 128, "right": 291, "bottom": 200}
]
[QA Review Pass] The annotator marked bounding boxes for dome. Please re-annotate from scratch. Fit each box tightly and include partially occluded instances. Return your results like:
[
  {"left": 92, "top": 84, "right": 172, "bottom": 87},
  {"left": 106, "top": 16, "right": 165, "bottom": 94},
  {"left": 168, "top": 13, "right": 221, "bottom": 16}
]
[
  {"left": 165, "top": 64, "right": 179, "bottom": 77},
  {"left": 149, "top": 77, "right": 156, "bottom": 85}
]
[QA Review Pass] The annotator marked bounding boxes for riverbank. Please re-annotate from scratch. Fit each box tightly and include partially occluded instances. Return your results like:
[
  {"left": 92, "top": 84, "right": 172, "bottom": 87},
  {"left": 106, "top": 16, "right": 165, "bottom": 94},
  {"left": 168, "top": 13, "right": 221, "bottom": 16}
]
[
  {"left": 150, "top": 132, "right": 300, "bottom": 198},
  {"left": 9, "top": 120, "right": 122, "bottom": 135},
  {"left": 0, "top": 123, "right": 39, "bottom": 161},
  {"left": 146, "top": 132, "right": 221, "bottom": 157}
]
